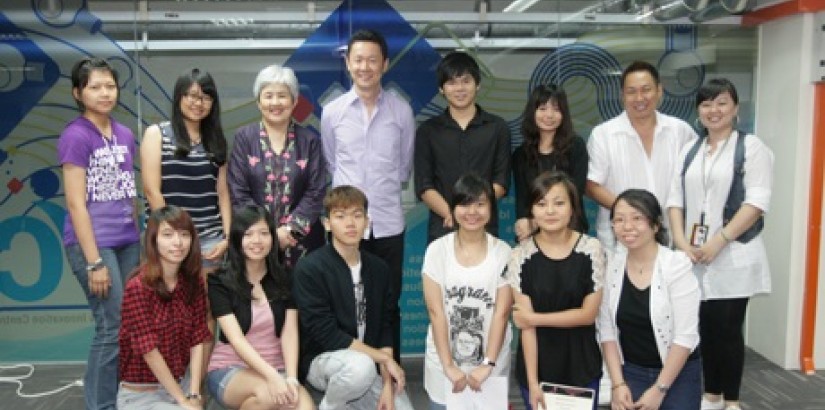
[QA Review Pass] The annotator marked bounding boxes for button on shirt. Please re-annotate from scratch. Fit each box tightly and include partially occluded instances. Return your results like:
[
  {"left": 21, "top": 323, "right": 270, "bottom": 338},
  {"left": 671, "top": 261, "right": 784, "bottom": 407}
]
[
  {"left": 414, "top": 106, "right": 511, "bottom": 240},
  {"left": 587, "top": 111, "right": 697, "bottom": 249},
  {"left": 321, "top": 89, "right": 415, "bottom": 238}
]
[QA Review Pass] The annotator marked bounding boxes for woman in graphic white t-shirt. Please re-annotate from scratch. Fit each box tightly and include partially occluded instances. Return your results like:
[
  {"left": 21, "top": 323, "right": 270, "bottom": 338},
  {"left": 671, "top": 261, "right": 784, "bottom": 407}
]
[{"left": 421, "top": 173, "right": 513, "bottom": 409}]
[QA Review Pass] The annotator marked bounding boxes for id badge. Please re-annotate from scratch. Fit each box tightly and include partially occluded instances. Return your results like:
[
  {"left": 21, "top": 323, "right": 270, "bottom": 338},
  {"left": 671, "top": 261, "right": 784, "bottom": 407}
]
[{"left": 690, "top": 223, "right": 709, "bottom": 246}]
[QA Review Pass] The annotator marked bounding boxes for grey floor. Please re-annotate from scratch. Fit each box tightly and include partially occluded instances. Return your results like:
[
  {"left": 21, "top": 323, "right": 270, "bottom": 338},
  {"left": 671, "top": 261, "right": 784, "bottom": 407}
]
[{"left": 1, "top": 349, "right": 823, "bottom": 409}]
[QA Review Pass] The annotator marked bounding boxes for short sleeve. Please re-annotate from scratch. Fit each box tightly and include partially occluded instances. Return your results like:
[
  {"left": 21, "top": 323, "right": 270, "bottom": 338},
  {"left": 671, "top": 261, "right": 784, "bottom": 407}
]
[
  {"left": 57, "top": 126, "right": 92, "bottom": 168},
  {"left": 742, "top": 135, "right": 774, "bottom": 212},
  {"left": 579, "top": 235, "right": 606, "bottom": 292},
  {"left": 666, "top": 144, "right": 692, "bottom": 210},
  {"left": 189, "top": 279, "right": 213, "bottom": 346},
  {"left": 207, "top": 274, "right": 235, "bottom": 319},
  {"left": 494, "top": 239, "right": 511, "bottom": 288},
  {"left": 121, "top": 277, "right": 159, "bottom": 355},
  {"left": 667, "top": 251, "right": 701, "bottom": 351},
  {"left": 586, "top": 125, "right": 609, "bottom": 184},
  {"left": 507, "top": 241, "right": 531, "bottom": 294},
  {"left": 422, "top": 237, "right": 446, "bottom": 285}
]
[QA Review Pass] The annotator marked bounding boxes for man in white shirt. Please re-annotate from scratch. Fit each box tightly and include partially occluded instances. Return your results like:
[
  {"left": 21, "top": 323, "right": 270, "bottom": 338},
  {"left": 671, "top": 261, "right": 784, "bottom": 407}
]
[{"left": 586, "top": 61, "right": 698, "bottom": 251}]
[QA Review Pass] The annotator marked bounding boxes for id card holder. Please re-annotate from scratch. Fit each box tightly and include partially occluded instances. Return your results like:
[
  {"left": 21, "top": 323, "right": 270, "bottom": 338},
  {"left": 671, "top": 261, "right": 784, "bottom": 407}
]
[{"left": 690, "top": 223, "right": 708, "bottom": 246}]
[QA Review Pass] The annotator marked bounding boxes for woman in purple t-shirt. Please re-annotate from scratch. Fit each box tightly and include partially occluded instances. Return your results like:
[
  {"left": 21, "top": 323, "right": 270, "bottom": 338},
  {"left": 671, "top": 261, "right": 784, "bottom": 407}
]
[{"left": 57, "top": 57, "right": 141, "bottom": 410}]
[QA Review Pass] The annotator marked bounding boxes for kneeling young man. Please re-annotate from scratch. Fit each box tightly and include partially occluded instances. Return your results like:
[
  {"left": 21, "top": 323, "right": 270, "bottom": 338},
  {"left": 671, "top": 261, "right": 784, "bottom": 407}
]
[{"left": 293, "top": 185, "right": 413, "bottom": 410}]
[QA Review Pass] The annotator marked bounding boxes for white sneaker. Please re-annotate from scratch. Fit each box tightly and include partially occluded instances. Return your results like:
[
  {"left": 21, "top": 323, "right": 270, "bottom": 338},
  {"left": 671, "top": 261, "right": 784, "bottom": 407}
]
[{"left": 700, "top": 397, "right": 725, "bottom": 410}]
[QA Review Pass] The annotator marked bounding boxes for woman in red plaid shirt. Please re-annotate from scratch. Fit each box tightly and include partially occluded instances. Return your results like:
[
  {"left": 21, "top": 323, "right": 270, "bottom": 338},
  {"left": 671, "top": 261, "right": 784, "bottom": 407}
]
[{"left": 118, "top": 206, "right": 212, "bottom": 409}]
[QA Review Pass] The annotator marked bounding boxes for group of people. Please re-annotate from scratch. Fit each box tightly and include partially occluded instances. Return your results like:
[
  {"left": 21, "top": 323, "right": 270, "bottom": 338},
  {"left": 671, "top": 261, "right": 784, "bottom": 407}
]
[{"left": 58, "top": 26, "right": 772, "bottom": 410}]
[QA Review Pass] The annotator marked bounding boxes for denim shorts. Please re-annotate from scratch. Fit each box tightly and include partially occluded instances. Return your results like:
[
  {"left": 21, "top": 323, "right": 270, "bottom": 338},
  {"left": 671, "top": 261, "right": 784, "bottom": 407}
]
[
  {"left": 206, "top": 365, "right": 287, "bottom": 408},
  {"left": 206, "top": 366, "right": 243, "bottom": 408}
]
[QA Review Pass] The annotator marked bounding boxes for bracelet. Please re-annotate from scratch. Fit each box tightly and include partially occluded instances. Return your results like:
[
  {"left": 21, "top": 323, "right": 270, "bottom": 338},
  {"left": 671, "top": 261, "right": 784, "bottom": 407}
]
[
  {"left": 719, "top": 229, "right": 732, "bottom": 243},
  {"left": 611, "top": 381, "right": 627, "bottom": 391},
  {"left": 185, "top": 392, "right": 201, "bottom": 400},
  {"left": 86, "top": 258, "right": 104, "bottom": 272},
  {"left": 285, "top": 376, "right": 300, "bottom": 385}
]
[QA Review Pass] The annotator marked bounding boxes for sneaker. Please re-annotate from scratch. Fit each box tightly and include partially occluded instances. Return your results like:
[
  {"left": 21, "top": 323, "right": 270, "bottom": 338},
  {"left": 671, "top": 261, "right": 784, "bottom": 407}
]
[{"left": 701, "top": 397, "right": 725, "bottom": 410}]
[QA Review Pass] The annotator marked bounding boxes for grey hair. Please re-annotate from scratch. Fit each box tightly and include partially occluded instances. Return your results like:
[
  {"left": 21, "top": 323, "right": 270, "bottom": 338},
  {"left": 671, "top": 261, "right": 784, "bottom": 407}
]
[{"left": 252, "top": 64, "right": 299, "bottom": 100}]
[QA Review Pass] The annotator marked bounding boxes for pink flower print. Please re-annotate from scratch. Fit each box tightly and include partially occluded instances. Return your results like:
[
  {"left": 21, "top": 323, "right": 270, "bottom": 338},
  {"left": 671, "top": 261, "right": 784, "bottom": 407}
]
[
  {"left": 264, "top": 150, "right": 274, "bottom": 159},
  {"left": 267, "top": 173, "right": 276, "bottom": 181},
  {"left": 265, "top": 194, "right": 274, "bottom": 203},
  {"left": 284, "top": 214, "right": 294, "bottom": 222},
  {"left": 248, "top": 155, "right": 260, "bottom": 167},
  {"left": 281, "top": 195, "right": 290, "bottom": 204},
  {"left": 279, "top": 216, "right": 289, "bottom": 224},
  {"left": 280, "top": 175, "right": 289, "bottom": 182},
  {"left": 296, "top": 159, "right": 307, "bottom": 170},
  {"left": 282, "top": 152, "right": 291, "bottom": 160}
]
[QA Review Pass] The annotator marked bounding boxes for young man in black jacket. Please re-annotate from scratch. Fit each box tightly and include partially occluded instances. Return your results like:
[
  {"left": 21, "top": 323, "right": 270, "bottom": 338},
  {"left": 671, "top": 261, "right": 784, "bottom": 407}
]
[{"left": 293, "top": 185, "right": 412, "bottom": 410}]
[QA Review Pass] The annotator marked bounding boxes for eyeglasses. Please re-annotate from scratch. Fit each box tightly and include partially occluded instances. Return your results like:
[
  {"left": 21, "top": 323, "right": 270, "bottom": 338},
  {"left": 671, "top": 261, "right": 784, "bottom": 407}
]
[
  {"left": 184, "top": 92, "right": 214, "bottom": 104},
  {"left": 611, "top": 215, "right": 648, "bottom": 227}
]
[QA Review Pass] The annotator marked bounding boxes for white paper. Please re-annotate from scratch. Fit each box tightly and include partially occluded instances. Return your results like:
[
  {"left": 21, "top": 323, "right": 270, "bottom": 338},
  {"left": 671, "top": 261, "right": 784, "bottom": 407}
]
[
  {"left": 443, "top": 376, "right": 508, "bottom": 410},
  {"left": 541, "top": 382, "right": 595, "bottom": 410}
]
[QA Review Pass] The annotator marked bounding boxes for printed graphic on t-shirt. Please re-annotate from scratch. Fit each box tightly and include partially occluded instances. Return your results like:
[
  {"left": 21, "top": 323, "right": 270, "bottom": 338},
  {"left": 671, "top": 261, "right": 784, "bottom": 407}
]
[
  {"left": 449, "top": 305, "right": 484, "bottom": 366},
  {"left": 87, "top": 142, "right": 136, "bottom": 202},
  {"left": 354, "top": 281, "right": 366, "bottom": 340}
]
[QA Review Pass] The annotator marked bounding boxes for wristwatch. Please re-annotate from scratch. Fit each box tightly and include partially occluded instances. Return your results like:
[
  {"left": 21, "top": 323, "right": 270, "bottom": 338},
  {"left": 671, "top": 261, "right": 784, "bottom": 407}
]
[
  {"left": 656, "top": 383, "right": 670, "bottom": 394},
  {"left": 86, "top": 258, "right": 105, "bottom": 272},
  {"left": 481, "top": 357, "right": 496, "bottom": 367}
]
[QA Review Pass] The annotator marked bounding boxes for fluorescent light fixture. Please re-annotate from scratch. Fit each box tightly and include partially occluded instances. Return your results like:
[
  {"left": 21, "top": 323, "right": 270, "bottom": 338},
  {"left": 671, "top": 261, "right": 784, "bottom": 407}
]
[{"left": 502, "top": 0, "right": 541, "bottom": 13}]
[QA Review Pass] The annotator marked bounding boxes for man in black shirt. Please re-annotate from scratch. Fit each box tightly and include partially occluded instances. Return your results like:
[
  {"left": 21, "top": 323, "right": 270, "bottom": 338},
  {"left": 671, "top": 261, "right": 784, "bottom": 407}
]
[{"left": 414, "top": 51, "right": 512, "bottom": 243}]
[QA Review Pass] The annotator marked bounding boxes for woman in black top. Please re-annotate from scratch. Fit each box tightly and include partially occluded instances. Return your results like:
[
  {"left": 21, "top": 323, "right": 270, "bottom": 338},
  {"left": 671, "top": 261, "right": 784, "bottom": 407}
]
[
  {"left": 598, "top": 190, "right": 701, "bottom": 410},
  {"left": 512, "top": 84, "right": 588, "bottom": 241},
  {"left": 508, "top": 171, "right": 605, "bottom": 410},
  {"left": 205, "top": 206, "right": 313, "bottom": 409}
]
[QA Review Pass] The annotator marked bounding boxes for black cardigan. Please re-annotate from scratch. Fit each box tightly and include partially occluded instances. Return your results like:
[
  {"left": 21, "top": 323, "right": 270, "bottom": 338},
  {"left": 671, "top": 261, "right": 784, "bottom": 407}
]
[
  {"left": 207, "top": 271, "right": 295, "bottom": 344},
  {"left": 292, "top": 244, "right": 396, "bottom": 379}
]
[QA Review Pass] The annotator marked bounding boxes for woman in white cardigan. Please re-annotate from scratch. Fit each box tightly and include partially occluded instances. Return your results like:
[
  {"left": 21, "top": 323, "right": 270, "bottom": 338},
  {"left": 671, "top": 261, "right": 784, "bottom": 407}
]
[{"left": 598, "top": 189, "right": 701, "bottom": 410}]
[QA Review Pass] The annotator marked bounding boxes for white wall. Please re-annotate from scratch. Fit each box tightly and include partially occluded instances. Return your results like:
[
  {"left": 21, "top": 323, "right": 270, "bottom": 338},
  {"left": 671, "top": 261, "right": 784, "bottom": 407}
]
[{"left": 751, "top": 11, "right": 818, "bottom": 369}]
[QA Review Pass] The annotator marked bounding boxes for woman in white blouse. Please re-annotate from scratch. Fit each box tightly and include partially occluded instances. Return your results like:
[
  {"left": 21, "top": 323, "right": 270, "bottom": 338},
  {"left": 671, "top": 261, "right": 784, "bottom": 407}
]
[
  {"left": 667, "top": 78, "right": 773, "bottom": 410},
  {"left": 598, "top": 189, "right": 701, "bottom": 410}
]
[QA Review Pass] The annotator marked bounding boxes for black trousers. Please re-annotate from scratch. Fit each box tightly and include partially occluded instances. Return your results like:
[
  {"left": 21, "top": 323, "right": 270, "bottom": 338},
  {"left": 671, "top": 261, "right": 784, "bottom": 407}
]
[
  {"left": 699, "top": 298, "right": 749, "bottom": 401},
  {"left": 361, "top": 231, "right": 405, "bottom": 365}
]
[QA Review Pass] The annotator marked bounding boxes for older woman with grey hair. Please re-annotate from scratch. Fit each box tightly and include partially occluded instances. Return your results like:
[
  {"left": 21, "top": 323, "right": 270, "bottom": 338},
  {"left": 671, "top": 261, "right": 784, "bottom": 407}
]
[{"left": 227, "top": 64, "right": 327, "bottom": 270}]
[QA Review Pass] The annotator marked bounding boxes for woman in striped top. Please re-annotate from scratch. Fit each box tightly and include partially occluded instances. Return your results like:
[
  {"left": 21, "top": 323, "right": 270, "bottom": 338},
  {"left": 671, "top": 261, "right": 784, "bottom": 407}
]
[{"left": 141, "top": 68, "right": 231, "bottom": 270}]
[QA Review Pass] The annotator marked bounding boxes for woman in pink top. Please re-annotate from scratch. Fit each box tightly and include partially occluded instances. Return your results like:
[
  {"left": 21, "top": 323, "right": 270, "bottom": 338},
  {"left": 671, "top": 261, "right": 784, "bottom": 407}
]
[{"left": 206, "top": 205, "right": 313, "bottom": 409}]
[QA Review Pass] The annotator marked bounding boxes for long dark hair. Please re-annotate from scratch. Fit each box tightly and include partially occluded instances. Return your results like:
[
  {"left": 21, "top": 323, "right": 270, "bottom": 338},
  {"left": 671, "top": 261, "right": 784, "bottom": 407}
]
[
  {"left": 521, "top": 84, "right": 575, "bottom": 170},
  {"left": 138, "top": 206, "right": 202, "bottom": 303},
  {"left": 222, "top": 206, "right": 289, "bottom": 301},
  {"left": 610, "top": 189, "right": 669, "bottom": 246},
  {"left": 171, "top": 68, "right": 227, "bottom": 165}
]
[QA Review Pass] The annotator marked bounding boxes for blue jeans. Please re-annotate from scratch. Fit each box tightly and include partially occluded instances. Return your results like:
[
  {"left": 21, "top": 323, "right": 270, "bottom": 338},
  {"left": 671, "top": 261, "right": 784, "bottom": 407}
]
[
  {"left": 66, "top": 242, "right": 140, "bottom": 410},
  {"left": 623, "top": 358, "right": 702, "bottom": 410},
  {"left": 519, "top": 376, "right": 601, "bottom": 410}
]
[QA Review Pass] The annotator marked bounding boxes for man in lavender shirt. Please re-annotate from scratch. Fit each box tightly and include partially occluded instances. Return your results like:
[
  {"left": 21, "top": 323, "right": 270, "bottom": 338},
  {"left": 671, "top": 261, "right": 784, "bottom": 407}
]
[{"left": 320, "top": 29, "right": 415, "bottom": 365}]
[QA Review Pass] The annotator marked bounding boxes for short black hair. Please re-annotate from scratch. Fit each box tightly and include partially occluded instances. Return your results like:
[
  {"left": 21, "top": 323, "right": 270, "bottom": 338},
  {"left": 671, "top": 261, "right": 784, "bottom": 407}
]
[
  {"left": 529, "top": 171, "right": 583, "bottom": 232},
  {"left": 347, "top": 29, "right": 388, "bottom": 60},
  {"left": 436, "top": 51, "right": 481, "bottom": 88},
  {"left": 621, "top": 60, "right": 659, "bottom": 88},
  {"left": 450, "top": 173, "right": 494, "bottom": 212},
  {"left": 696, "top": 78, "right": 739, "bottom": 107},
  {"left": 70, "top": 57, "right": 119, "bottom": 110},
  {"left": 610, "top": 189, "right": 669, "bottom": 246}
]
